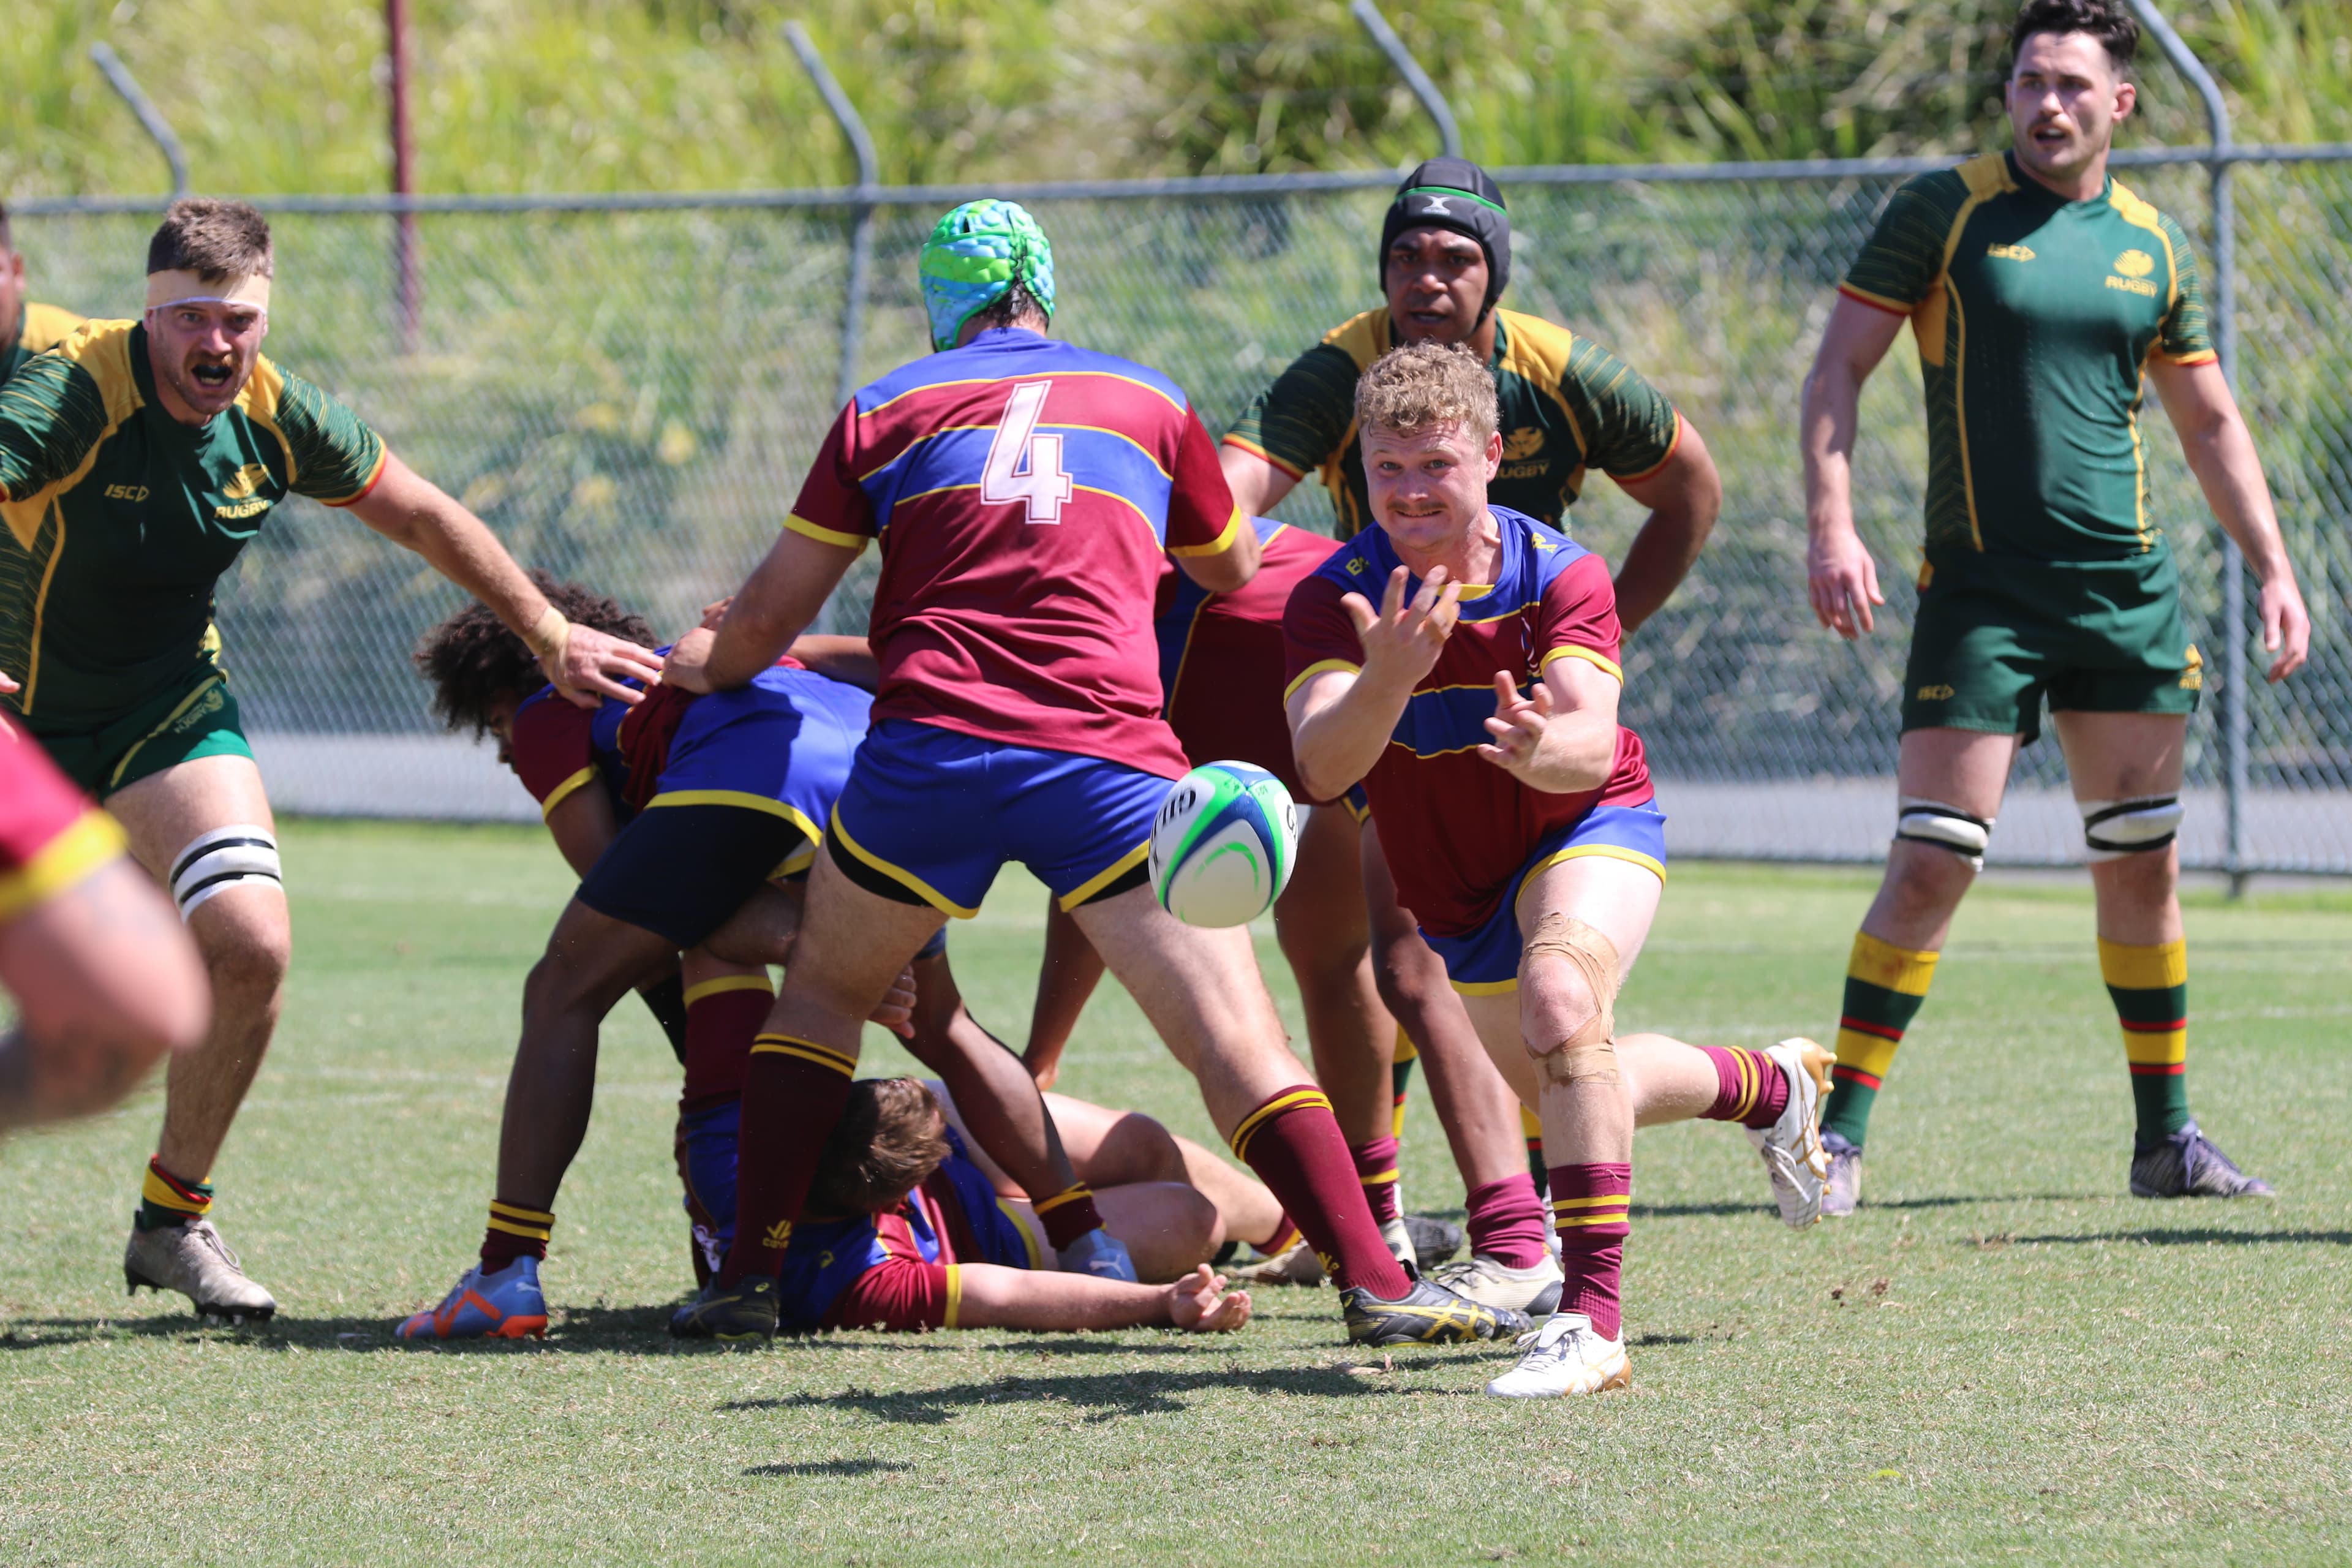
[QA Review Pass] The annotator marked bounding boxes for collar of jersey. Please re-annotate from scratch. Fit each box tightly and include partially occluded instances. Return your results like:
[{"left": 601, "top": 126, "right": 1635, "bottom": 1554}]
[
  {"left": 2002, "top": 149, "right": 2112, "bottom": 209},
  {"left": 1359, "top": 507, "right": 1532, "bottom": 621}
]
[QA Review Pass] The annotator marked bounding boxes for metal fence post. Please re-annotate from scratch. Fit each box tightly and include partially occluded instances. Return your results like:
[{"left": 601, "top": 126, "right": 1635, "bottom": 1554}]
[
  {"left": 2131, "top": 0, "right": 2246, "bottom": 893},
  {"left": 88, "top": 43, "right": 190, "bottom": 197},
  {"left": 785, "top": 22, "right": 880, "bottom": 413},
  {"left": 1350, "top": 0, "right": 1463, "bottom": 160}
]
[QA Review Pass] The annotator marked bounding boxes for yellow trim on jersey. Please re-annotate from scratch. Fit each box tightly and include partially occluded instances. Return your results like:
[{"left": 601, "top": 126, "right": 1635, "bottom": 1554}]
[
  {"left": 859, "top": 368, "right": 1187, "bottom": 420},
  {"left": 1219, "top": 432, "right": 1306, "bottom": 481},
  {"left": 1836, "top": 281, "right": 1916, "bottom": 317},
  {"left": 19, "top": 301, "right": 86, "bottom": 356},
  {"left": 1283, "top": 658, "right": 1360, "bottom": 704},
  {"left": 539, "top": 766, "right": 598, "bottom": 820},
  {"left": 1610, "top": 408, "right": 1683, "bottom": 484},
  {"left": 646, "top": 790, "right": 824, "bottom": 848},
  {"left": 0, "top": 808, "right": 127, "bottom": 922},
  {"left": 827, "top": 804, "right": 981, "bottom": 919},
  {"left": 1166, "top": 505, "right": 1244, "bottom": 558},
  {"left": 317, "top": 445, "right": 388, "bottom": 508},
  {"left": 783, "top": 513, "right": 871, "bottom": 551},
  {"left": 1494, "top": 311, "right": 1590, "bottom": 464},
  {"left": 1540, "top": 646, "right": 1624, "bottom": 682},
  {"left": 861, "top": 421, "right": 1175, "bottom": 484},
  {"left": 682, "top": 973, "right": 774, "bottom": 1008},
  {"left": 1057, "top": 839, "right": 1150, "bottom": 913},
  {"left": 998, "top": 1199, "right": 1049, "bottom": 1271},
  {"left": 941, "top": 1262, "right": 963, "bottom": 1329}
]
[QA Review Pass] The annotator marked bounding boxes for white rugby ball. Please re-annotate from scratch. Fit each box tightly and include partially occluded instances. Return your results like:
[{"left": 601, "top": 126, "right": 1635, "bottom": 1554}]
[{"left": 1148, "top": 761, "right": 1299, "bottom": 927}]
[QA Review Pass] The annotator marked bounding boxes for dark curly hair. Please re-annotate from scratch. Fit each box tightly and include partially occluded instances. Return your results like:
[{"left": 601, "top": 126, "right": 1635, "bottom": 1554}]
[
  {"left": 412, "top": 570, "right": 656, "bottom": 738},
  {"left": 2011, "top": 0, "right": 2138, "bottom": 77},
  {"left": 806, "top": 1079, "right": 951, "bottom": 1217}
]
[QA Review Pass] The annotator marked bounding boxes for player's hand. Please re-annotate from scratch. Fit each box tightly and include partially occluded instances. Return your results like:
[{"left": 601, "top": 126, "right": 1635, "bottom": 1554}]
[
  {"left": 1343, "top": 564, "right": 1461, "bottom": 691},
  {"left": 2259, "top": 573, "right": 2311, "bottom": 683},
  {"left": 868, "top": 965, "right": 918, "bottom": 1039},
  {"left": 1476, "top": 669, "right": 1555, "bottom": 781},
  {"left": 1807, "top": 526, "right": 1883, "bottom": 639},
  {"left": 549, "top": 625, "right": 665, "bottom": 707},
  {"left": 698, "top": 596, "right": 734, "bottom": 631},
  {"left": 661, "top": 636, "right": 717, "bottom": 696},
  {"left": 0, "top": 669, "right": 17, "bottom": 695},
  {"left": 1167, "top": 1265, "right": 1251, "bottom": 1333}
]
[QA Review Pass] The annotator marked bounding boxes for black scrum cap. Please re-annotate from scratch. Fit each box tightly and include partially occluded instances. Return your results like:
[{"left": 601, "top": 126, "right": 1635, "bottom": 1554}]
[{"left": 1378, "top": 157, "right": 1510, "bottom": 323}]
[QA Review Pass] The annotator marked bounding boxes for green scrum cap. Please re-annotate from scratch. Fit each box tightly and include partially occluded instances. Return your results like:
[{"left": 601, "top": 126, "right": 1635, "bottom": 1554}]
[{"left": 919, "top": 199, "right": 1057, "bottom": 352}]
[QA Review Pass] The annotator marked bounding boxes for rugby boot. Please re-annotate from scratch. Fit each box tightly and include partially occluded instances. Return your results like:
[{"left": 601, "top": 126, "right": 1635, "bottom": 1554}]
[
  {"left": 1378, "top": 1215, "right": 1419, "bottom": 1276},
  {"left": 1427, "top": 1251, "right": 1565, "bottom": 1317},
  {"left": 1233, "top": 1239, "right": 1325, "bottom": 1287},
  {"left": 676, "top": 1098, "right": 741, "bottom": 1287},
  {"left": 1340, "top": 1276, "right": 1530, "bottom": 1346},
  {"left": 668, "top": 1272, "right": 780, "bottom": 1342},
  {"left": 396, "top": 1257, "right": 548, "bottom": 1342},
  {"left": 123, "top": 1217, "right": 276, "bottom": 1324},
  {"left": 2128, "top": 1119, "right": 2275, "bottom": 1199},
  {"left": 1748, "top": 1037, "right": 1833, "bottom": 1229},
  {"left": 1484, "top": 1311, "right": 1632, "bottom": 1398},
  {"left": 1403, "top": 1213, "right": 1464, "bottom": 1268},
  {"left": 1058, "top": 1227, "right": 1139, "bottom": 1281},
  {"left": 1822, "top": 1130, "right": 1864, "bottom": 1218}
]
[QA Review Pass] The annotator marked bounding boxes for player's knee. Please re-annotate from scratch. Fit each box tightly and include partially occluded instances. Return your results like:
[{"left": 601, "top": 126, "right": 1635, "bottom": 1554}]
[
  {"left": 2081, "top": 794, "right": 2182, "bottom": 864},
  {"left": 1518, "top": 915, "right": 1620, "bottom": 1084},
  {"left": 1894, "top": 798, "right": 1992, "bottom": 873},
  {"left": 197, "top": 907, "right": 290, "bottom": 1001}
]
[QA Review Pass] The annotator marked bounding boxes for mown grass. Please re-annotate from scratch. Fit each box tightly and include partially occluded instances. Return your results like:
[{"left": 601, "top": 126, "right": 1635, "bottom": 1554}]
[{"left": 1, "top": 820, "right": 2346, "bottom": 1564}]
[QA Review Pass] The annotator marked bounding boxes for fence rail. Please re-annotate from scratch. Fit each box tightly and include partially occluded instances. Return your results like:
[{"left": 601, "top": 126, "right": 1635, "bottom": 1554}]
[{"left": 10, "top": 139, "right": 2351, "bottom": 872}]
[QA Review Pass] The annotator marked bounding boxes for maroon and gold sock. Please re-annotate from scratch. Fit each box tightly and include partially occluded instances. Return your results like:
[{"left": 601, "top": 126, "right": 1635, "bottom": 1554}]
[
  {"left": 680, "top": 974, "right": 773, "bottom": 1111},
  {"left": 719, "top": 1033, "right": 858, "bottom": 1286},
  {"left": 1229, "top": 1086, "right": 1411, "bottom": 1299},
  {"left": 1349, "top": 1135, "right": 1401, "bottom": 1227},
  {"left": 1549, "top": 1162, "right": 1632, "bottom": 1340},
  {"left": 1697, "top": 1045, "right": 1792, "bottom": 1129},
  {"left": 1254, "top": 1213, "right": 1303, "bottom": 1256},
  {"left": 1464, "top": 1173, "right": 1550, "bottom": 1268},
  {"left": 480, "top": 1199, "right": 554, "bottom": 1271},
  {"left": 1033, "top": 1183, "right": 1107, "bottom": 1251}
]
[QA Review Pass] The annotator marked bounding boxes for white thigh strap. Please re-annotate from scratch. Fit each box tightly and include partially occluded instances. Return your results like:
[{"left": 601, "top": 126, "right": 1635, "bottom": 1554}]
[
  {"left": 2081, "top": 796, "right": 2182, "bottom": 861},
  {"left": 1895, "top": 797, "right": 1992, "bottom": 870},
  {"left": 169, "top": 824, "right": 282, "bottom": 919}
]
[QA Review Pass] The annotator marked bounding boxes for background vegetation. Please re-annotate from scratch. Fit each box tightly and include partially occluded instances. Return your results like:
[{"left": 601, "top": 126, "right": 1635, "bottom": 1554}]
[{"left": 3, "top": 0, "right": 2346, "bottom": 200}]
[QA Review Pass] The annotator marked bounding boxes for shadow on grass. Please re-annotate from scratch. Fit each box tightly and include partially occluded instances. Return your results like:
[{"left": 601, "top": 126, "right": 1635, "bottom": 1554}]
[
  {"left": 720, "top": 1359, "right": 1492, "bottom": 1425},
  {"left": 744, "top": 1458, "right": 913, "bottom": 1479},
  {"left": 2010, "top": 1229, "right": 2352, "bottom": 1248},
  {"left": 1631, "top": 1193, "right": 2027, "bottom": 1219}
]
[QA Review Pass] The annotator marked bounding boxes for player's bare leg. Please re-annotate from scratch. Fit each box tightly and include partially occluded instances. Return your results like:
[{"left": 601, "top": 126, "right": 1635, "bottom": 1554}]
[
  {"left": 1818, "top": 727, "right": 2016, "bottom": 1212},
  {"left": 1021, "top": 897, "right": 1106, "bottom": 1091},
  {"left": 106, "top": 755, "right": 287, "bottom": 1322},
  {"left": 2054, "top": 711, "right": 2266, "bottom": 1197}
]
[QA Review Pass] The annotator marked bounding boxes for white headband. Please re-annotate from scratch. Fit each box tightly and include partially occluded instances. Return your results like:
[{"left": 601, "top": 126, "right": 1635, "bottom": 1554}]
[{"left": 145, "top": 268, "right": 271, "bottom": 314}]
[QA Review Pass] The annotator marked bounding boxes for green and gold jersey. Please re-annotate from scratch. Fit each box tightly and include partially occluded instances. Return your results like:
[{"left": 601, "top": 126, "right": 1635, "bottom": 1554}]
[
  {"left": 1224, "top": 306, "right": 1682, "bottom": 538},
  {"left": 0, "top": 319, "right": 387, "bottom": 727},
  {"left": 0, "top": 302, "right": 86, "bottom": 385},
  {"left": 1841, "top": 151, "right": 2215, "bottom": 564}
]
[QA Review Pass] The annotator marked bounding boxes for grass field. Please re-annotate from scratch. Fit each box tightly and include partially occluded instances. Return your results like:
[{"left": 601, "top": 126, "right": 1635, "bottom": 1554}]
[{"left": 2, "top": 820, "right": 2349, "bottom": 1564}]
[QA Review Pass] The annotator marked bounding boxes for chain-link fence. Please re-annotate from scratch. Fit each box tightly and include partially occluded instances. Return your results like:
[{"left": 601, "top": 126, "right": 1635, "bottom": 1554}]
[{"left": 11, "top": 145, "right": 2351, "bottom": 870}]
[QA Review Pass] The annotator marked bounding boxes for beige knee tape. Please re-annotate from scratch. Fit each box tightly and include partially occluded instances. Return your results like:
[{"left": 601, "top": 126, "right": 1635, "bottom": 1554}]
[{"left": 1523, "top": 914, "right": 1622, "bottom": 1084}]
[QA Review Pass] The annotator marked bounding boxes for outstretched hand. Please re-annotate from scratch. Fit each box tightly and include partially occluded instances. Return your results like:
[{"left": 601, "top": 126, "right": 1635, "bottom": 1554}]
[
  {"left": 547, "top": 624, "right": 665, "bottom": 708},
  {"left": 1168, "top": 1264, "right": 1251, "bottom": 1333},
  {"left": 1343, "top": 564, "right": 1461, "bottom": 690},
  {"left": 1475, "top": 669, "right": 1554, "bottom": 782}
]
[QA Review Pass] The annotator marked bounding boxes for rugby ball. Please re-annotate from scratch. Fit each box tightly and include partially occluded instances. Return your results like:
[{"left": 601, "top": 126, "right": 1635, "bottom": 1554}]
[{"left": 1149, "top": 761, "right": 1299, "bottom": 928}]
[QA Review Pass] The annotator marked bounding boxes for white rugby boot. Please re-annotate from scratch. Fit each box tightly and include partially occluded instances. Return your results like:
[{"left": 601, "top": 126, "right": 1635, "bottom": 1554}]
[
  {"left": 1232, "top": 1238, "right": 1325, "bottom": 1287},
  {"left": 1378, "top": 1215, "right": 1419, "bottom": 1275},
  {"left": 1747, "top": 1037, "right": 1833, "bottom": 1229},
  {"left": 1428, "top": 1250, "right": 1564, "bottom": 1316},
  {"left": 1484, "top": 1311, "right": 1632, "bottom": 1398},
  {"left": 124, "top": 1218, "right": 277, "bottom": 1323}
]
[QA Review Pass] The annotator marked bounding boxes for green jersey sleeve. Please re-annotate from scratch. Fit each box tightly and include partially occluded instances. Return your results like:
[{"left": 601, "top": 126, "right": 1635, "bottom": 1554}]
[
  {"left": 1841, "top": 171, "right": 1971, "bottom": 313},
  {"left": 272, "top": 368, "right": 388, "bottom": 505},
  {"left": 0, "top": 352, "right": 107, "bottom": 508},
  {"left": 1562, "top": 336, "right": 1681, "bottom": 479},
  {"left": 2154, "top": 210, "right": 2217, "bottom": 364},
  {"left": 1223, "top": 341, "right": 1362, "bottom": 480}
]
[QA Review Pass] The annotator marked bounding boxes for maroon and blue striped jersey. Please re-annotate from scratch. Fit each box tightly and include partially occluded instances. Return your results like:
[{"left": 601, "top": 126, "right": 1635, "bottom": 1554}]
[{"left": 784, "top": 328, "right": 1243, "bottom": 780}]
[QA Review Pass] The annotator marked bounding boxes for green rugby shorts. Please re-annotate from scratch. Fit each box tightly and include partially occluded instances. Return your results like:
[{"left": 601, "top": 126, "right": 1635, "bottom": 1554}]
[
  {"left": 25, "top": 663, "right": 255, "bottom": 801},
  {"left": 1900, "top": 553, "right": 2203, "bottom": 744}
]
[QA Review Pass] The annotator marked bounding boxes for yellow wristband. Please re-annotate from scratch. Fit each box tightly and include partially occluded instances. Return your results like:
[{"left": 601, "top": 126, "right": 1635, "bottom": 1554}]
[{"left": 523, "top": 605, "right": 571, "bottom": 662}]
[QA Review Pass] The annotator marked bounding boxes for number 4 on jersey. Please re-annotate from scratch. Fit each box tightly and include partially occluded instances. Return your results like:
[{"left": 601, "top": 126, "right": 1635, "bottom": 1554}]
[{"left": 982, "top": 380, "right": 1074, "bottom": 524}]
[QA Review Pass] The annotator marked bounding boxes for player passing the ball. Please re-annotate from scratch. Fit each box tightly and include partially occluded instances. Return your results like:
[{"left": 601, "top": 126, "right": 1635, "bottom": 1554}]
[
  {"left": 0, "top": 199, "right": 662, "bottom": 1322},
  {"left": 1286, "top": 342, "right": 1831, "bottom": 1396},
  {"left": 663, "top": 200, "right": 1517, "bottom": 1347},
  {"left": 1801, "top": 0, "right": 2308, "bottom": 1210}
]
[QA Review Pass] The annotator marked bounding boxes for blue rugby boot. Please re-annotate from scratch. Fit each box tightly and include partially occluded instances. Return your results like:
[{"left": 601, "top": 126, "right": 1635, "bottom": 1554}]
[
  {"left": 396, "top": 1256, "right": 548, "bottom": 1341},
  {"left": 676, "top": 1097, "right": 741, "bottom": 1286},
  {"left": 1058, "top": 1227, "right": 1137, "bottom": 1281}
]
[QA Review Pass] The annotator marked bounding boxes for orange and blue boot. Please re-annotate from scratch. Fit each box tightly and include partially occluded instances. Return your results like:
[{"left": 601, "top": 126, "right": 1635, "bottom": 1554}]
[{"left": 396, "top": 1256, "right": 549, "bottom": 1342}]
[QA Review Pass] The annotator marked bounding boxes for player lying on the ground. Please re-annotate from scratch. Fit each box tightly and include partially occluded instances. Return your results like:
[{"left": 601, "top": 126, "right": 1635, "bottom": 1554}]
[
  {"left": 0, "top": 688, "right": 208, "bottom": 1131},
  {"left": 665, "top": 199, "right": 1516, "bottom": 1348},
  {"left": 1800, "top": 0, "right": 2309, "bottom": 1212},
  {"left": 1285, "top": 342, "right": 1831, "bottom": 1397},
  {"left": 394, "top": 582, "right": 1131, "bottom": 1342},
  {"left": 0, "top": 199, "right": 661, "bottom": 1324},
  {"left": 777, "top": 1077, "right": 1251, "bottom": 1335}
]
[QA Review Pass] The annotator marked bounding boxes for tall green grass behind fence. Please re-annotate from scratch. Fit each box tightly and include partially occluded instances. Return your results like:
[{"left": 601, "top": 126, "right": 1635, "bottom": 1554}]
[{"left": 13, "top": 156, "right": 2351, "bottom": 861}]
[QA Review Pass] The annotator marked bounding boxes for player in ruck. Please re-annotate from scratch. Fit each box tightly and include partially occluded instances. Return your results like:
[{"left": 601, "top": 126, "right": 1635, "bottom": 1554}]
[
  {"left": 1801, "top": 0, "right": 2309, "bottom": 1210},
  {"left": 0, "top": 199, "right": 661, "bottom": 1321},
  {"left": 1286, "top": 342, "right": 1828, "bottom": 1396},
  {"left": 1219, "top": 158, "right": 1726, "bottom": 1314},
  {"left": 663, "top": 200, "right": 1518, "bottom": 1346}
]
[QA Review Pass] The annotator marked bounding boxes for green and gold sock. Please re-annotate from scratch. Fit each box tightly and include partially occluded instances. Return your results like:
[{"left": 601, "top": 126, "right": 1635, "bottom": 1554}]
[
  {"left": 1822, "top": 931, "right": 1940, "bottom": 1149},
  {"left": 2100, "top": 938, "right": 2191, "bottom": 1144},
  {"left": 137, "top": 1157, "right": 211, "bottom": 1231},
  {"left": 1389, "top": 1028, "right": 1417, "bottom": 1140}
]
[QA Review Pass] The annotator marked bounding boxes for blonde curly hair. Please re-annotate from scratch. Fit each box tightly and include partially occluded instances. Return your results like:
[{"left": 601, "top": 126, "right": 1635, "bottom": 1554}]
[{"left": 1354, "top": 340, "right": 1499, "bottom": 444}]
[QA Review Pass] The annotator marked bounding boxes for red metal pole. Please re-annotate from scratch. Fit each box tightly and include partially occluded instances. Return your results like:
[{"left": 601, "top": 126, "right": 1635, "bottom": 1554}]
[{"left": 387, "top": 0, "right": 420, "bottom": 349}]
